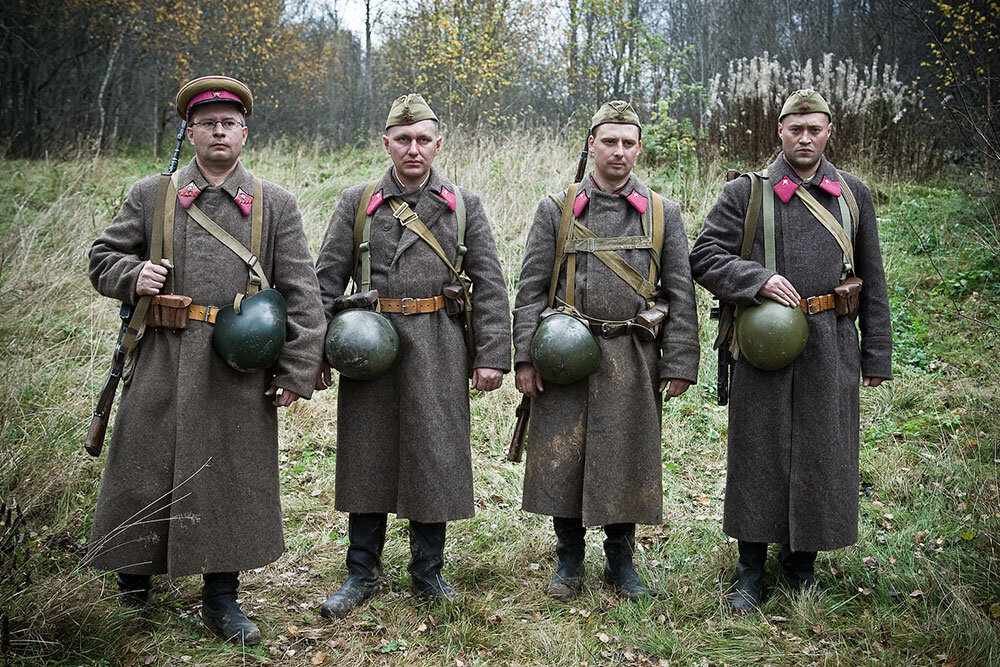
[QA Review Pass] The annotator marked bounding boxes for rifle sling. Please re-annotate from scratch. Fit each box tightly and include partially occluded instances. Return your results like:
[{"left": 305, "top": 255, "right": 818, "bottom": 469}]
[{"left": 713, "top": 171, "right": 763, "bottom": 351}]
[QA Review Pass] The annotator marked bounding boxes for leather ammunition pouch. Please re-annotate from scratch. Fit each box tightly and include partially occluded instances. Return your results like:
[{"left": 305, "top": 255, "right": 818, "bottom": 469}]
[
  {"left": 834, "top": 276, "right": 863, "bottom": 317},
  {"left": 146, "top": 294, "right": 193, "bottom": 330},
  {"left": 442, "top": 278, "right": 471, "bottom": 316},
  {"left": 634, "top": 298, "right": 670, "bottom": 338}
]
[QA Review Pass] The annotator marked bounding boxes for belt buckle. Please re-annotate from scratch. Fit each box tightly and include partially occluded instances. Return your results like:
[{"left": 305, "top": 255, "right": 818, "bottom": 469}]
[
  {"left": 806, "top": 297, "right": 822, "bottom": 314},
  {"left": 401, "top": 297, "right": 417, "bottom": 315},
  {"left": 600, "top": 322, "right": 623, "bottom": 338}
]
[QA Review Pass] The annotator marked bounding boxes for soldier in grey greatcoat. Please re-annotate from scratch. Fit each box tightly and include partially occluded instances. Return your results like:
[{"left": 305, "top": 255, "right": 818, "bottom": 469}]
[
  {"left": 87, "top": 76, "right": 325, "bottom": 644},
  {"left": 512, "top": 101, "right": 700, "bottom": 601},
  {"left": 690, "top": 89, "right": 892, "bottom": 611},
  {"left": 314, "top": 94, "right": 511, "bottom": 617}
]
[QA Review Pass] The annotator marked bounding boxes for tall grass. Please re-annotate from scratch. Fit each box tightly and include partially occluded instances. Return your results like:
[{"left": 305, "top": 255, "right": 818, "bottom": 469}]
[{"left": 0, "top": 134, "right": 998, "bottom": 664}]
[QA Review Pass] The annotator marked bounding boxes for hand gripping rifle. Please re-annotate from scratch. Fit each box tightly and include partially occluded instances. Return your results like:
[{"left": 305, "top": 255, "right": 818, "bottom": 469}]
[
  {"left": 507, "top": 132, "right": 591, "bottom": 463},
  {"left": 85, "top": 120, "right": 187, "bottom": 456},
  {"left": 708, "top": 169, "right": 741, "bottom": 407}
]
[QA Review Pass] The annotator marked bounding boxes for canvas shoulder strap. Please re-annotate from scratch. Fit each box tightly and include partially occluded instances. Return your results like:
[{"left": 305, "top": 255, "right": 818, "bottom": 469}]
[
  {"left": 173, "top": 173, "right": 270, "bottom": 294},
  {"left": 546, "top": 185, "right": 579, "bottom": 308},
  {"left": 387, "top": 198, "right": 462, "bottom": 281},
  {"left": 793, "top": 186, "right": 856, "bottom": 273},
  {"left": 354, "top": 181, "right": 379, "bottom": 291}
]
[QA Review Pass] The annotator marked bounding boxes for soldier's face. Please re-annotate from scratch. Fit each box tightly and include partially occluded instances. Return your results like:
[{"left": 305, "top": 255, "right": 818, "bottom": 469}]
[
  {"left": 186, "top": 103, "right": 247, "bottom": 169},
  {"left": 383, "top": 120, "right": 442, "bottom": 187},
  {"left": 590, "top": 124, "right": 641, "bottom": 187},
  {"left": 778, "top": 113, "right": 831, "bottom": 177}
]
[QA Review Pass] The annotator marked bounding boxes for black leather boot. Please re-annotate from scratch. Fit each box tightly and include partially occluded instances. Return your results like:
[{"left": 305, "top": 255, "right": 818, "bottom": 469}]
[
  {"left": 201, "top": 572, "right": 261, "bottom": 646},
  {"left": 408, "top": 520, "right": 458, "bottom": 601},
  {"left": 778, "top": 544, "right": 817, "bottom": 592},
  {"left": 602, "top": 523, "right": 651, "bottom": 601},
  {"left": 116, "top": 572, "right": 151, "bottom": 607},
  {"left": 547, "top": 517, "right": 586, "bottom": 602},
  {"left": 727, "top": 541, "right": 767, "bottom": 613},
  {"left": 321, "top": 513, "right": 387, "bottom": 618}
]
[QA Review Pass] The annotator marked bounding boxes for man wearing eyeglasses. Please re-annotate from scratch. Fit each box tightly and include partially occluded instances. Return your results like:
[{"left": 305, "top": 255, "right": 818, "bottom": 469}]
[{"left": 87, "top": 75, "right": 325, "bottom": 645}]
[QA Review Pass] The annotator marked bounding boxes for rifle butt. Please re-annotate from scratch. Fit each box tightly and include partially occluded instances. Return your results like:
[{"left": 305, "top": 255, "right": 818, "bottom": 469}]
[
  {"left": 85, "top": 413, "right": 109, "bottom": 457},
  {"left": 506, "top": 397, "right": 530, "bottom": 463}
]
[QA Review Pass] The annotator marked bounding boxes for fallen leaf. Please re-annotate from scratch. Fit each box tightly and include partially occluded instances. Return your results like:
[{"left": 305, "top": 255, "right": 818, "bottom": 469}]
[
  {"left": 910, "top": 589, "right": 924, "bottom": 599},
  {"left": 697, "top": 495, "right": 711, "bottom": 506},
  {"left": 287, "top": 625, "right": 299, "bottom": 635},
  {"left": 598, "top": 633, "right": 612, "bottom": 643},
  {"left": 989, "top": 602, "right": 1000, "bottom": 619},
  {"left": 311, "top": 652, "right": 326, "bottom": 665},
  {"left": 960, "top": 530, "right": 977, "bottom": 541}
]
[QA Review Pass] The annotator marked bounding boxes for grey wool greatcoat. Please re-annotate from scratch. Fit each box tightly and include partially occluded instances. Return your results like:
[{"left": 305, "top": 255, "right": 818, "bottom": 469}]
[
  {"left": 87, "top": 159, "right": 325, "bottom": 577},
  {"left": 513, "top": 173, "right": 700, "bottom": 527},
  {"left": 315, "top": 167, "right": 511, "bottom": 523},
  {"left": 690, "top": 154, "right": 892, "bottom": 552}
]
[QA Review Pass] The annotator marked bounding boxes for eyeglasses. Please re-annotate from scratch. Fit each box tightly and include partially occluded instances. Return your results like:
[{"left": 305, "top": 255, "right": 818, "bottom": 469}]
[{"left": 190, "top": 119, "right": 245, "bottom": 132}]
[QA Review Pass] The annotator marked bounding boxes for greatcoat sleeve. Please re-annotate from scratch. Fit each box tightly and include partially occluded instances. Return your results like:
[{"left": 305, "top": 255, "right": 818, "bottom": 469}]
[
  {"left": 657, "top": 200, "right": 700, "bottom": 382},
  {"left": 689, "top": 177, "right": 775, "bottom": 306},
  {"left": 457, "top": 188, "right": 511, "bottom": 372},
  {"left": 842, "top": 173, "right": 893, "bottom": 379},
  {"left": 512, "top": 196, "right": 560, "bottom": 366},
  {"left": 89, "top": 178, "right": 154, "bottom": 303},
  {"left": 267, "top": 186, "right": 327, "bottom": 399}
]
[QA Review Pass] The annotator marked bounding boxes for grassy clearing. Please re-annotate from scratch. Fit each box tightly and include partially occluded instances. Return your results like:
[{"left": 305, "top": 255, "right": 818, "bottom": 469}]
[{"left": 1, "top": 135, "right": 998, "bottom": 665}]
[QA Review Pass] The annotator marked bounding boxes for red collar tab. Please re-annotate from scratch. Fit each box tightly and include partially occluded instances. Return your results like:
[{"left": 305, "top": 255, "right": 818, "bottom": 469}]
[
  {"left": 177, "top": 181, "right": 201, "bottom": 209},
  {"left": 366, "top": 188, "right": 384, "bottom": 216},
  {"left": 818, "top": 175, "right": 842, "bottom": 197},
  {"left": 440, "top": 185, "right": 457, "bottom": 212},
  {"left": 573, "top": 188, "right": 590, "bottom": 218},
  {"left": 773, "top": 175, "right": 799, "bottom": 203},
  {"left": 625, "top": 189, "right": 648, "bottom": 214},
  {"left": 234, "top": 188, "right": 253, "bottom": 216}
]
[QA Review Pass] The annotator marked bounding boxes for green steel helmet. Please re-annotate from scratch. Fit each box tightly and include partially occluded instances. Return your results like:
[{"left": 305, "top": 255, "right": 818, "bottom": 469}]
[
  {"left": 530, "top": 313, "right": 603, "bottom": 384},
  {"left": 324, "top": 309, "right": 400, "bottom": 380},
  {"left": 212, "top": 289, "right": 287, "bottom": 373},
  {"left": 734, "top": 299, "right": 809, "bottom": 371}
]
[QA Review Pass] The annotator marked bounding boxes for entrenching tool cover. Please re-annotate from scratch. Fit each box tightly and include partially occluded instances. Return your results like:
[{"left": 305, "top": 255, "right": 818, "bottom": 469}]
[
  {"left": 325, "top": 309, "right": 400, "bottom": 380},
  {"left": 734, "top": 299, "right": 809, "bottom": 371},
  {"left": 530, "top": 313, "right": 602, "bottom": 384},
  {"left": 212, "top": 289, "right": 287, "bottom": 373}
]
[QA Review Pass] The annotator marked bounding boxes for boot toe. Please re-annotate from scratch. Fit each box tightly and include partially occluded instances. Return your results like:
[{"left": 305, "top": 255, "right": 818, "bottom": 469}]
[
  {"left": 546, "top": 578, "right": 582, "bottom": 602},
  {"left": 203, "top": 611, "right": 261, "bottom": 646},
  {"left": 320, "top": 576, "right": 381, "bottom": 618}
]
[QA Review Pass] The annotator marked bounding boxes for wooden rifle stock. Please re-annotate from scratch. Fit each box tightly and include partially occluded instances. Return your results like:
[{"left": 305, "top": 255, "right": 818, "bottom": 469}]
[
  {"left": 506, "top": 395, "right": 530, "bottom": 462},
  {"left": 85, "top": 121, "right": 186, "bottom": 456}
]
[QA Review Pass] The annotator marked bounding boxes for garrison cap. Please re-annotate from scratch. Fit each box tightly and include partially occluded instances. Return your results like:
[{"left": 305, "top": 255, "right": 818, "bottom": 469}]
[
  {"left": 175, "top": 75, "right": 253, "bottom": 119},
  {"left": 385, "top": 94, "right": 438, "bottom": 131},
  {"left": 591, "top": 100, "right": 642, "bottom": 135},
  {"left": 779, "top": 89, "right": 832, "bottom": 122}
]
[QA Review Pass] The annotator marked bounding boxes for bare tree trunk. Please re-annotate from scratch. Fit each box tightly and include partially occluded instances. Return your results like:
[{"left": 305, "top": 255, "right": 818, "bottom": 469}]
[{"left": 95, "top": 39, "right": 121, "bottom": 157}]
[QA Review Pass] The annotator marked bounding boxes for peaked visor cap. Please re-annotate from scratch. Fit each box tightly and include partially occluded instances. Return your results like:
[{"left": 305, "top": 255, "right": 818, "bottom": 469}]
[
  {"left": 779, "top": 88, "right": 832, "bottom": 122},
  {"left": 176, "top": 75, "right": 253, "bottom": 119},
  {"left": 385, "top": 93, "right": 438, "bottom": 131},
  {"left": 591, "top": 100, "right": 642, "bottom": 135}
]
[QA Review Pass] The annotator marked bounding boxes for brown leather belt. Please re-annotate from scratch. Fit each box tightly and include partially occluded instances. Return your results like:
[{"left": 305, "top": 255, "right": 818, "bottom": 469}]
[
  {"left": 379, "top": 295, "right": 447, "bottom": 315},
  {"left": 799, "top": 293, "right": 836, "bottom": 315},
  {"left": 187, "top": 304, "right": 220, "bottom": 323}
]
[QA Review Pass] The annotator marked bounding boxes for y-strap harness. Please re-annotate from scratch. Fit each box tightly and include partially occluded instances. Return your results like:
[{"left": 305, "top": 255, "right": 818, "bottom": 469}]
[
  {"left": 546, "top": 182, "right": 665, "bottom": 337},
  {"left": 712, "top": 168, "right": 859, "bottom": 354},
  {"left": 119, "top": 173, "right": 269, "bottom": 376},
  {"left": 352, "top": 180, "right": 475, "bottom": 356}
]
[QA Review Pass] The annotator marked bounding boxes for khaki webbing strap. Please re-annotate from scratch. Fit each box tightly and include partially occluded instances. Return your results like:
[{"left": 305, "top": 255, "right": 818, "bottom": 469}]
[
  {"left": 763, "top": 178, "right": 776, "bottom": 270},
  {"left": 649, "top": 191, "right": 664, "bottom": 284},
  {"left": 713, "top": 171, "right": 764, "bottom": 351},
  {"left": 387, "top": 198, "right": 462, "bottom": 282},
  {"left": 122, "top": 175, "right": 171, "bottom": 351},
  {"left": 566, "top": 236, "right": 652, "bottom": 252},
  {"left": 837, "top": 172, "right": 859, "bottom": 235},
  {"left": 454, "top": 188, "right": 467, "bottom": 273},
  {"left": 185, "top": 200, "right": 271, "bottom": 291},
  {"left": 546, "top": 185, "right": 579, "bottom": 308},
  {"left": 572, "top": 222, "right": 658, "bottom": 300},
  {"left": 249, "top": 177, "right": 263, "bottom": 294},
  {"left": 794, "top": 186, "right": 856, "bottom": 272},
  {"left": 354, "top": 181, "right": 378, "bottom": 290}
]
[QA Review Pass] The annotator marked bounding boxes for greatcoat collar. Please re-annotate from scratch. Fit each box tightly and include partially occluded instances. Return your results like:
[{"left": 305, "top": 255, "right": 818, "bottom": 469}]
[
  {"left": 766, "top": 153, "right": 842, "bottom": 203},
  {"left": 174, "top": 158, "right": 256, "bottom": 215},
  {"left": 573, "top": 171, "right": 650, "bottom": 218},
  {"left": 365, "top": 166, "right": 459, "bottom": 267}
]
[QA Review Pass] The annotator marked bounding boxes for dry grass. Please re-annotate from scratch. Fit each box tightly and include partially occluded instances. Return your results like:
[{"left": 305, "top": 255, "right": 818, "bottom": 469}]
[{"left": 0, "top": 135, "right": 998, "bottom": 665}]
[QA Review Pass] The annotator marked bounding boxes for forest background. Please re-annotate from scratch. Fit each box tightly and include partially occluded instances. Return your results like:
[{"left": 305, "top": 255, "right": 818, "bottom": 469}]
[{"left": 2, "top": 0, "right": 1000, "bottom": 664}]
